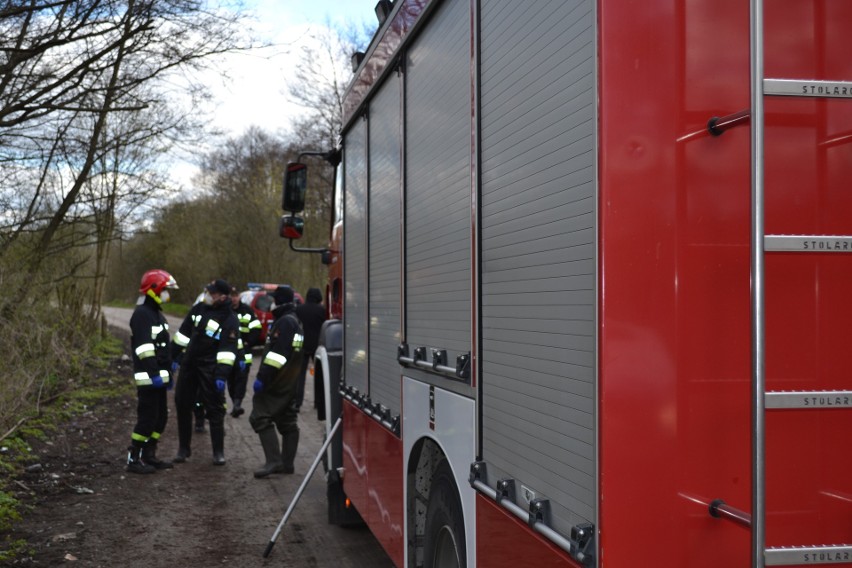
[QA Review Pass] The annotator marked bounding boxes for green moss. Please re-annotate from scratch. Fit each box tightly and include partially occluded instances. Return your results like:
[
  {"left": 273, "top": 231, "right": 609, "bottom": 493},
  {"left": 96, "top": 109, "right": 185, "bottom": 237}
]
[
  {"left": 92, "top": 335, "right": 124, "bottom": 362},
  {"left": 0, "top": 491, "right": 22, "bottom": 533},
  {"left": 0, "top": 537, "right": 30, "bottom": 562}
]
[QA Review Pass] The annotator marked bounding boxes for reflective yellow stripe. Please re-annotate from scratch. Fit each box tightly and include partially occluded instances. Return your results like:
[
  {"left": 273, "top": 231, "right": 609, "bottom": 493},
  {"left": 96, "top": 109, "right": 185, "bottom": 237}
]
[
  {"left": 217, "top": 351, "right": 236, "bottom": 365},
  {"left": 263, "top": 351, "right": 287, "bottom": 369},
  {"left": 135, "top": 343, "right": 155, "bottom": 359},
  {"left": 248, "top": 319, "right": 262, "bottom": 330},
  {"left": 174, "top": 331, "right": 190, "bottom": 347},
  {"left": 245, "top": 354, "right": 253, "bottom": 364},
  {"left": 292, "top": 333, "right": 304, "bottom": 350}
]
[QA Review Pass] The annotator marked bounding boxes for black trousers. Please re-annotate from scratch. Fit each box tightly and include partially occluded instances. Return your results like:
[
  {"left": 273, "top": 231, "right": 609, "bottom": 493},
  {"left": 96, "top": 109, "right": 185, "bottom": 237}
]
[
  {"left": 228, "top": 361, "right": 250, "bottom": 402},
  {"left": 132, "top": 386, "right": 168, "bottom": 443},
  {"left": 175, "top": 362, "right": 226, "bottom": 449}
]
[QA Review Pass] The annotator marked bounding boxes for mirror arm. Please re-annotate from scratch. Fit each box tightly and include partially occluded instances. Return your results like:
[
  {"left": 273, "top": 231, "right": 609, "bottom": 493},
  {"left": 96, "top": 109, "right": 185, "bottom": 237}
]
[
  {"left": 297, "top": 149, "right": 341, "bottom": 167},
  {"left": 289, "top": 239, "right": 328, "bottom": 255}
]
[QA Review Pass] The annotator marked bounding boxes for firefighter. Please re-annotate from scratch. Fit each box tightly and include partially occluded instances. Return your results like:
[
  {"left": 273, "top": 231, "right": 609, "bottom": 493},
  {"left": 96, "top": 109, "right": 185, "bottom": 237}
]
[
  {"left": 250, "top": 285, "right": 304, "bottom": 478},
  {"left": 171, "top": 279, "right": 240, "bottom": 465},
  {"left": 127, "top": 269, "right": 179, "bottom": 474},
  {"left": 229, "top": 286, "right": 261, "bottom": 417},
  {"left": 294, "top": 287, "right": 326, "bottom": 410}
]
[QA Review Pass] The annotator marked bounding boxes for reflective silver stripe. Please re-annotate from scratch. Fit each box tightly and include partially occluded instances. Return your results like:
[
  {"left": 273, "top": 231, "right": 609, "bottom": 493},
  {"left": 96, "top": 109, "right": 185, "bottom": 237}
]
[
  {"left": 135, "top": 343, "right": 155, "bottom": 359},
  {"left": 293, "top": 333, "right": 304, "bottom": 350},
  {"left": 174, "top": 331, "right": 190, "bottom": 347},
  {"left": 264, "top": 351, "right": 287, "bottom": 369},
  {"left": 237, "top": 338, "right": 245, "bottom": 350},
  {"left": 206, "top": 320, "right": 221, "bottom": 334},
  {"left": 134, "top": 370, "right": 170, "bottom": 385},
  {"left": 248, "top": 319, "right": 262, "bottom": 330},
  {"left": 245, "top": 354, "right": 253, "bottom": 364},
  {"left": 134, "top": 372, "right": 152, "bottom": 385},
  {"left": 151, "top": 325, "right": 164, "bottom": 336},
  {"left": 217, "top": 351, "right": 236, "bottom": 365}
]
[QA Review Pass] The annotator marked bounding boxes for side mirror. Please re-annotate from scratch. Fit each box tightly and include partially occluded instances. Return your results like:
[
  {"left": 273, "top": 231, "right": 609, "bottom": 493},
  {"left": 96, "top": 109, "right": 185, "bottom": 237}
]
[
  {"left": 283, "top": 162, "right": 307, "bottom": 213},
  {"left": 279, "top": 215, "right": 304, "bottom": 240}
]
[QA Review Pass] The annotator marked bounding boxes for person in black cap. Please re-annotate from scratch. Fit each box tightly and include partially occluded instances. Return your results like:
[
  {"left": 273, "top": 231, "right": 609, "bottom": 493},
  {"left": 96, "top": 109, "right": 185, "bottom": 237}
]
[
  {"left": 171, "top": 279, "right": 240, "bottom": 465},
  {"left": 249, "top": 285, "right": 305, "bottom": 478}
]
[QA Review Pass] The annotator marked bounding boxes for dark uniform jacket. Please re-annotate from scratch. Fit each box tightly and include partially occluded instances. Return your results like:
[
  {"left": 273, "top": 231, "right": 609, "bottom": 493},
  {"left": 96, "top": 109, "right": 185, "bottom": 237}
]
[
  {"left": 256, "top": 304, "right": 305, "bottom": 390},
  {"left": 294, "top": 289, "right": 325, "bottom": 356},
  {"left": 171, "top": 301, "right": 240, "bottom": 379},
  {"left": 130, "top": 296, "right": 172, "bottom": 388},
  {"left": 233, "top": 301, "right": 262, "bottom": 364}
]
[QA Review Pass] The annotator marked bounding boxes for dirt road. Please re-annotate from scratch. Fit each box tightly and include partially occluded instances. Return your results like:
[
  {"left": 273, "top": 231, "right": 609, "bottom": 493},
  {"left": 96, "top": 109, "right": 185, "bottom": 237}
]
[{"left": 4, "top": 307, "right": 394, "bottom": 567}]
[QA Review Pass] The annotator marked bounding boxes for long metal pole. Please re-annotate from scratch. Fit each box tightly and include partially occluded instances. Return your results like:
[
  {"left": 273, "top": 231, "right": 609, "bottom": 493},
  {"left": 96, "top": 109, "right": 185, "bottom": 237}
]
[
  {"left": 263, "top": 416, "right": 343, "bottom": 558},
  {"left": 750, "top": 0, "right": 766, "bottom": 565}
]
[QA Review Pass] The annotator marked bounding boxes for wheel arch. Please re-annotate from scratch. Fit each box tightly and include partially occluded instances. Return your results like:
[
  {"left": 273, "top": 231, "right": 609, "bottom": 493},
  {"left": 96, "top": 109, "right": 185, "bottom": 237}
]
[{"left": 402, "top": 378, "right": 476, "bottom": 568}]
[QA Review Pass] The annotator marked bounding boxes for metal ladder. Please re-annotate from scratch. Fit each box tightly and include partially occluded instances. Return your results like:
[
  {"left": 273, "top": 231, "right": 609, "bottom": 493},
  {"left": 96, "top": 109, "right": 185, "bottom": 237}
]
[{"left": 750, "top": 0, "right": 852, "bottom": 566}]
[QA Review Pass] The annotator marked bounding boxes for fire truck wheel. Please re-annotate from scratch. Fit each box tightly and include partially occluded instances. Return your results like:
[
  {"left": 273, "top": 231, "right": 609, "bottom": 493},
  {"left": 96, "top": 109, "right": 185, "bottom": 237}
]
[{"left": 423, "top": 459, "right": 465, "bottom": 568}]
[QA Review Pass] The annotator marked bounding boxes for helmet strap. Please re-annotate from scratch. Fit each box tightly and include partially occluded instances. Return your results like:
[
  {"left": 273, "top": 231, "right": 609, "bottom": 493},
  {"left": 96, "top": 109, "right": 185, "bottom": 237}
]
[{"left": 146, "top": 288, "right": 162, "bottom": 305}]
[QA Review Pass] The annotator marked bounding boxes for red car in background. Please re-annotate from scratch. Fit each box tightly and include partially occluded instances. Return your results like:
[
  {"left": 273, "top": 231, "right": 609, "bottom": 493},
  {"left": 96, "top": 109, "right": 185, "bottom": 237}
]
[{"left": 240, "top": 283, "right": 302, "bottom": 344}]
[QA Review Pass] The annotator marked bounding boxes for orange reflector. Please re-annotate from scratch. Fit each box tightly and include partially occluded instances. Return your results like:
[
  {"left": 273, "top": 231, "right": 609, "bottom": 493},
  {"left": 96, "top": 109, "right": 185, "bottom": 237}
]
[{"left": 345, "top": 498, "right": 351, "bottom": 508}]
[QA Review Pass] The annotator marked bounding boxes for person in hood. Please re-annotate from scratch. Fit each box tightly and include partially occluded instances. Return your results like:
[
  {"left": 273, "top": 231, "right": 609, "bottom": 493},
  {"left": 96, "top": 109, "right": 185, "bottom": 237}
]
[
  {"left": 249, "top": 285, "right": 304, "bottom": 478},
  {"left": 170, "top": 279, "right": 239, "bottom": 465},
  {"left": 294, "top": 287, "right": 326, "bottom": 411}
]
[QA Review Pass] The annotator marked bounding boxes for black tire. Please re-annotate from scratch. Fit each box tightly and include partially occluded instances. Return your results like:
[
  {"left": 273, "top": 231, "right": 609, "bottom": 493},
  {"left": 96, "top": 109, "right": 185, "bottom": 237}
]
[{"left": 423, "top": 459, "right": 466, "bottom": 568}]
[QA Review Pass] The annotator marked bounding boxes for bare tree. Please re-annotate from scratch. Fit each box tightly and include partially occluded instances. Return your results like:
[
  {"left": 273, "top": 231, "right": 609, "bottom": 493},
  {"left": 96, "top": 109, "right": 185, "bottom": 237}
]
[
  {"left": 0, "top": 0, "right": 251, "bottom": 313},
  {"left": 287, "top": 19, "right": 373, "bottom": 149}
]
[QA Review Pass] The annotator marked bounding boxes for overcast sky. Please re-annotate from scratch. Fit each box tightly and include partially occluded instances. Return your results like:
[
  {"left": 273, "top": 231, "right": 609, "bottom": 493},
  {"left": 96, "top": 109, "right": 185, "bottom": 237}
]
[
  {"left": 168, "top": 1, "right": 376, "bottom": 187},
  {"left": 209, "top": 0, "right": 375, "bottom": 135}
]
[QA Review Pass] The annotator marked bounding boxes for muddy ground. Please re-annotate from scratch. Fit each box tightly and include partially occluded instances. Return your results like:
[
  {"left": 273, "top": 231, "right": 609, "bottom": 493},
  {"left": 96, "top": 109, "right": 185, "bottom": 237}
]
[{"left": 2, "top": 317, "right": 394, "bottom": 568}]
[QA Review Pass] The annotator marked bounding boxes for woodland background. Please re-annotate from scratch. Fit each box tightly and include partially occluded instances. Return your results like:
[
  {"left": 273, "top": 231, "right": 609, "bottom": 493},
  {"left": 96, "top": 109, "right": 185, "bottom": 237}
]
[{"left": 0, "top": 1, "right": 371, "bottom": 438}]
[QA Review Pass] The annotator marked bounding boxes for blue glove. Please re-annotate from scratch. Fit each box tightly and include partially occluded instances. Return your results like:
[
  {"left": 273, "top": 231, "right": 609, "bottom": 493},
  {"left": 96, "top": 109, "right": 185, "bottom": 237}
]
[
  {"left": 170, "top": 361, "right": 179, "bottom": 373},
  {"left": 253, "top": 379, "right": 264, "bottom": 393},
  {"left": 238, "top": 360, "right": 247, "bottom": 372},
  {"left": 151, "top": 374, "right": 164, "bottom": 388},
  {"left": 215, "top": 378, "right": 226, "bottom": 393}
]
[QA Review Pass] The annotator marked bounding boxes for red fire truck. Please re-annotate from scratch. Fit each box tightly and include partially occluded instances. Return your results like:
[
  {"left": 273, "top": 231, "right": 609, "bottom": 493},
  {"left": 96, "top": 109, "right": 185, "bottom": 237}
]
[{"left": 280, "top": 0, "right": 852, "bottom": 566}]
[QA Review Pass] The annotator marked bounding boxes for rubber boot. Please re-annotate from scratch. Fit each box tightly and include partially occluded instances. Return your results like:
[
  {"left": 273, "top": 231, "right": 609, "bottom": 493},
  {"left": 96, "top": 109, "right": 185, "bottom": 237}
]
[
  {"left": 141, "top": 440, "right": 173, "bottom": 470},
  {"left": 231, "top": 399, "right": 245, "bottom": 418},
  {"left": 253, "top": 428, "right": 285, "bottom": 478},
  {"left": 126, "top": 444, "right": 155, "bottom": 474},
  {"left": 281, "top": 429, "right": 299, "bottom": 474},
  {"left": 210, "top": 422, "right": 226, "bottom": 465},
  {"left": 173, "top": 446, "right": 191, "bottom": 463}
]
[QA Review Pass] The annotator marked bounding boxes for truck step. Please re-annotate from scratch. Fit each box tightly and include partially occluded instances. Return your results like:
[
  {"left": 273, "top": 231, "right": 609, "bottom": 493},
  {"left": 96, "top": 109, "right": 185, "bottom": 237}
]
[
  {"left": 764, "top": 79, "right": 852, "bottom": 99},
  {"left": 766, "top": 544, "right": 852, "bottom": 566},
  {"left": 764, "top": 235, "right": 852, "bottom": 253},
  {"left": 765, "top": 391, "right": 852, "bottom": 409}
]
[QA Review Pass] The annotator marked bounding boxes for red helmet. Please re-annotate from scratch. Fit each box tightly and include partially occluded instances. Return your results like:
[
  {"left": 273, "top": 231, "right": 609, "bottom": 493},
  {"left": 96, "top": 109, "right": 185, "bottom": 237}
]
[{"left": 139, "top": 269, "right": 178, "bottom": 296}]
